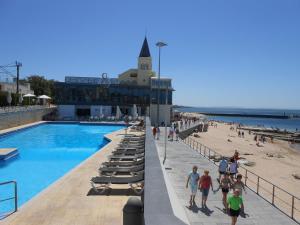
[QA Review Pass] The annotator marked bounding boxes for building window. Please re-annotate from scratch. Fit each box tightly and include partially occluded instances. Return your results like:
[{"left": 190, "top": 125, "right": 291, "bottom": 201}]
[
  {"left": 140, "top": 64, "right": 149, "bottom": 70},
  {"left": 130, "top": 73, "right": 137, "bottom": 77}
]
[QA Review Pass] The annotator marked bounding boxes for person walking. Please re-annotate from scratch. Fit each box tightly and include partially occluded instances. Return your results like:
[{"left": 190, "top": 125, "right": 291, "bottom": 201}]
[
  {"left": 227, "top": 189, "right": 244, "bottom": 225},
  {"left": 216, "top": 172, "right": 232, "bottom": 210},
  {"left": 199, "top": 170, "right": 214, "bottom": 208},
  {"left": 152, "top": 126, "right": 157, "bottom": 139},
  {"left": 232, "top": 174, "right": 246, "bottom": 196},
  {"left": 218, "top": 157, "right": 228, "bottom": 181},
  {"left": 156, "top": 126, "right": 160, "bottom": 140},
  {"left": 175, "top": 127, "right": 179, "bottom": 141},
  {"left": 186, "top": 166, "right": 200, "bottom": 208},
  {"left": 229, "top": 158, "right": 238, "bottom": 180}
]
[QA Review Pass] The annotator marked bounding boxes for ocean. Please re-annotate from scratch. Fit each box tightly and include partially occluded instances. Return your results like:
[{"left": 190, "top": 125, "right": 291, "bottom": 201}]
[{"left": 176, "top": 107, "right": 300, "bottom": 131}]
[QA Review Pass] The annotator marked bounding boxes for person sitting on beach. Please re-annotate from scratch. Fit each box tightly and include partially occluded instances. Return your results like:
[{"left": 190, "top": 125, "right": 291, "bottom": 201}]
[
  {"left": 232, "top": 174, "right": 246, "bottom": 196},
  {"left": 229, "top": 158, "right": 238, "bottom": 180},
  {"left": 216, "top": 172, "right": 233, "bottom": 210},
  {"left": 227, "top": 189, "right": 244, "bottom": 225},
  {"left": 199, "top": 170, "right": 214, "bottom": 208},
  {"left": 186, "top": 166, "right": 200, "bottom": 208},
  {"left": 218, "top": 157, "right": 228, "bottom": 181}
]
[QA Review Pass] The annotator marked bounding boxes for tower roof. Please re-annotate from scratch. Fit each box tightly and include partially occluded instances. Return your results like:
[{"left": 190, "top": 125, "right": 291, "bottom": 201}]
[{"left": 139, "top": 37, "right": 151, "bottom": 57}]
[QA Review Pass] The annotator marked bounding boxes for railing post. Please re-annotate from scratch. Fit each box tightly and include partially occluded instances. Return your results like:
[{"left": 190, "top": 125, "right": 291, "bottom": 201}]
[
  {"left": 272, "top": 185, "right": 275, "bottom": 205},
  {"left": 14, "top": 181, "right": 18, "bottom": 212},
  {"left": 208, "top": 148, "right": 211, "bottom": 159},
  {"left": 193, "top": 140, "right": 194, "bottom": 149},
  {"left": 199, "top": 144, "right": 202, "bottom": 155},
  {"left": 257, "top": 177, "right": 260, "bottom": 194},
  {"left": 204, "top": 146, "right": 206, "bottom": 157},
  {"left": 292, "top": 196, "right": 294, "bottom": 219},
  {"left": 245, "top": 170, "right": 248, "bottom": 186}
]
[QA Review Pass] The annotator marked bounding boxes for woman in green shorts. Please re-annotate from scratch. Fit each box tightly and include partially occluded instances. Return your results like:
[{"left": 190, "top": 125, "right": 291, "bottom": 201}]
[{"left": 227, "top": 189, "right": 244, "bottom": 225}]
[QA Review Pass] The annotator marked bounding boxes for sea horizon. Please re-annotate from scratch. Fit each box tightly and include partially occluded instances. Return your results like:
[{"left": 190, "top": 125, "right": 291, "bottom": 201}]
[{"left": 176, "top": 106, "right": 300, "bottom": 132}]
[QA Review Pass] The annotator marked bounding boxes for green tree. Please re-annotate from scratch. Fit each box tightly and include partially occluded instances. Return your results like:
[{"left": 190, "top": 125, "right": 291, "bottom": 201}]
[{"left": 26, "top": 75, "right": 55, "bottom": 98}]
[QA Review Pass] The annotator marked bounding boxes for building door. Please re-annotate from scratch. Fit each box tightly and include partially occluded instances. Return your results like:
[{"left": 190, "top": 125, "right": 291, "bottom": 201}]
[{"left": 76, "top": 108, "right": 91, "bottom": 117}]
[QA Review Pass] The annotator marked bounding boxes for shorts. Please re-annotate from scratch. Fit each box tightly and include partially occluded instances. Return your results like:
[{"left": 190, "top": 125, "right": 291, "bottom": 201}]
[
  {"left": 202, "top": 188, "right": 209, "bottom": 197},
  {"left": 190, "top": 185, "right": 197, "bottom": 195},
  {"left": 222, "top": 188, "right": 229, "bottom": 193},
  {"left": 229, "top": 208, "right": 240, "bottom": 217},
  {"left": 230, "top": 173, "right": 236, "bottom": 176},
  {"left": 219, "top": 171, "right": 226, "bottom": 175}
]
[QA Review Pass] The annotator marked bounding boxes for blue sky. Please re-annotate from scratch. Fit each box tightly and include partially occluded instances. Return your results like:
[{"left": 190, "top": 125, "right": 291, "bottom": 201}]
[{"left": 1, "top": 0, "right": 299, "bottom": 109}]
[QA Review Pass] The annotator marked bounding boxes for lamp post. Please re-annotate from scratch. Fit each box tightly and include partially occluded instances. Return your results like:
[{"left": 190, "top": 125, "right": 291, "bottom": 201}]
[{"left": 156, "top": 41, "right": 167, "bottom": 127}]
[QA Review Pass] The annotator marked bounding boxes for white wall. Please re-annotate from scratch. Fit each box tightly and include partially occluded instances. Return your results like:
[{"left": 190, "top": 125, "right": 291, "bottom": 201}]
[
  {"left": 58, "top": 105, "right": 75, "bottom": 119},
  {"left": 150, "top": 104, "right": 172, "bottom": 126},
  {"left": 90, "top": 105, "right": 112, "bottom": 117}
]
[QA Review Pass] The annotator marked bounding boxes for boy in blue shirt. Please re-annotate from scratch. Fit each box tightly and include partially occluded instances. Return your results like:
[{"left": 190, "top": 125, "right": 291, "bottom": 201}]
[{"left": 186, "top": 165, "right": 200, "bottom": 208}]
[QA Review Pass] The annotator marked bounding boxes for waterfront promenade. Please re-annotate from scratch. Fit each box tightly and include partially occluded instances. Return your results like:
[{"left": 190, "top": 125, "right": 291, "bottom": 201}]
[{"left": 155, "top": 132, "right": 298, "bottom": 225}]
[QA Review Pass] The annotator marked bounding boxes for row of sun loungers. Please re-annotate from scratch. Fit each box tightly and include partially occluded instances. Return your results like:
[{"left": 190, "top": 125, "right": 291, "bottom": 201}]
[{"left": 90, "top": 132, "right": 145, "bottom": 195}]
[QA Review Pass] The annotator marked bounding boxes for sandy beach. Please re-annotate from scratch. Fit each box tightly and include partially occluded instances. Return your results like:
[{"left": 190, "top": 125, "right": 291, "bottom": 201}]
[{"left": 190, "top": 121, "right": 300, "bottom": 198}]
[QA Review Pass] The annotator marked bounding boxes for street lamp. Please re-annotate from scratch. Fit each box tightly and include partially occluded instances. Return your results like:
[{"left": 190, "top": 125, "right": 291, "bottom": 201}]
[{"left": 156, "top": 41, "right": 167, "bottom": 127}]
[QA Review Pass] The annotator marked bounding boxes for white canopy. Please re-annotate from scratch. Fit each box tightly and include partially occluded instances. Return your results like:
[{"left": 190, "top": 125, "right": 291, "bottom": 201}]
[
  {"left": 37, "top": 95, "right": 51, "bottom": 99},
  {"left": 116, "top": 106, "right": 122, "bottom": 120},
  {"left": 132, "top": 104, "right": 138, "bottom": 120},
  {"left": 23, "top": 93, "right": 36, "bottom": 97}
]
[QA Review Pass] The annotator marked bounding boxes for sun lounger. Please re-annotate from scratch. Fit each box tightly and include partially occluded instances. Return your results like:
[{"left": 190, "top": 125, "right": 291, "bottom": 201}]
[
  {"left": 91, "top": 173, "right": 144, "bottom": 194},
  {"left": 109, "top": 153, "right": 144, "bottom": 161},
  {"left": 102, "top": 158, "right": 144, "bottom": 167},
  {"left": 99, "top": 164, "right": 144, "bottom": 175},
  {"left": 112, "top": 149, "right": 144, "bottom": 155}
]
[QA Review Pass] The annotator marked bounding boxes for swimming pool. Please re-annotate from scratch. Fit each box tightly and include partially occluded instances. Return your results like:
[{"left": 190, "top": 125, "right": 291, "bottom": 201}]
[{"left": 0, "top": 123, "right": 124, "bottom": 216}]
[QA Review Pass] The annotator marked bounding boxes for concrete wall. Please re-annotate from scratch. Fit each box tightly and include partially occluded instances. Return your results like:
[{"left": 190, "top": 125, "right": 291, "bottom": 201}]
[
  {"left": 179, "top": 123, "right": 208, "bottom": 140},
  {"left": 0, "top": 107, "right": 56, "bottom": 130},
  {"left": 150, "top": 104, "right": 172, "bottom": 126}
]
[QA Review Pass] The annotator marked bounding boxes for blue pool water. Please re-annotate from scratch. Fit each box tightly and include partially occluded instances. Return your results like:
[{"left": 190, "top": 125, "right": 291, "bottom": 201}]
[{"left": 0, "top": 123, "right": 124, "bottom": 216}]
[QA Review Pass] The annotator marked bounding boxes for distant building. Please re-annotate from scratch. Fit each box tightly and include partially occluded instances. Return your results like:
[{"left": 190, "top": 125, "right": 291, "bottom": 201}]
[
  {"left": 0, "top": 82, "right": 33, "bottom": 95},
  {"left": 54, "top": 37, "right": 173, "bottom": 125}
]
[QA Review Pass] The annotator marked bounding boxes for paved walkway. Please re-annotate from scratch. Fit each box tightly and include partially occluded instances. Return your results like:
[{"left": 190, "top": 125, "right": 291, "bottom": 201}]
[{"left": 155, "top": 133, "right": 298, "bottom": 225}]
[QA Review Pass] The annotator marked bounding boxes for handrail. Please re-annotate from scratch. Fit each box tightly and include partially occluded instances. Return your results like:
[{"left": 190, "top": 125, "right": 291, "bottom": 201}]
[
  {"left": 182, "top": 136, "right": 300, "bottom": 223},
  {"left": 0, "top": 181, "right": 18, "bottom": 219}
]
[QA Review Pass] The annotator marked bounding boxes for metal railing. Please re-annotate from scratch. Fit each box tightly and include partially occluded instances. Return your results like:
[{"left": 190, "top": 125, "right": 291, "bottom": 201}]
[
  {"left": 182, "top": 136, "right": 300, "bottom": 223},
  {"left": 0, "top": 181, "right": 18, "bottom": 219}
]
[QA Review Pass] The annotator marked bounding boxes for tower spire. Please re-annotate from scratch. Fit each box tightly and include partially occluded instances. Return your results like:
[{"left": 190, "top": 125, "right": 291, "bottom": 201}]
[{"left": 139, "top": 37, "right": 151, "bottom": 57}]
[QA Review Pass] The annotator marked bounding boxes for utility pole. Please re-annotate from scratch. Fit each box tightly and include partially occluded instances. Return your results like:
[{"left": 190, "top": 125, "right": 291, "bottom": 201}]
[{"left": 15, "top": 61, "right": 22, "bottom": 104}]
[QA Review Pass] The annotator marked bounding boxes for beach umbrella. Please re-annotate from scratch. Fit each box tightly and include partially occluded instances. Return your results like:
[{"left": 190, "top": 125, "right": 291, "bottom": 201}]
[
  {"left": 23, "top": 93, "right": 36, "bottom": 105},
  {"left": 116, "top": 106, "right": 122, "bottom": 120},
  {"left": 6, "top": 92, "right": 12, "bottom": 105},
  {"left": 132, "top": 104, "right": 138, "bottom": 120}
]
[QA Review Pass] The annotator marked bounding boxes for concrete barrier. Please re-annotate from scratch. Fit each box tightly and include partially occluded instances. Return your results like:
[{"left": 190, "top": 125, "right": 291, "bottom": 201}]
[{"left": 0, "top": 107, "right": 56, "bottom": 130}]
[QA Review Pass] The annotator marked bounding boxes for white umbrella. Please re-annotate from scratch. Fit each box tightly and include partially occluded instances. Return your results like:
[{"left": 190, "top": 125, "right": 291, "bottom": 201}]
[
  {"left": 116, "top": 106, "right": 122, "bottom": 120},
  {"left": 132, "top": 104, "right": 138, "bottom": 120},
  {"left": 23, "top": 93, "right": 36, "bottom": 97},
  {"left": 37, "top": 95, "right": 51, "bottom": 99},
  {"left": 23, "top": 93, "right": 36, "bottom": 105}
]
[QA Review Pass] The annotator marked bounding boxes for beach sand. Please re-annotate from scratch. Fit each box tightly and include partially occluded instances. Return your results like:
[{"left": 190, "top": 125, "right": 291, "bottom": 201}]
[{"left": 190, "top": 122, "right": 300, "bottom": 198}]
